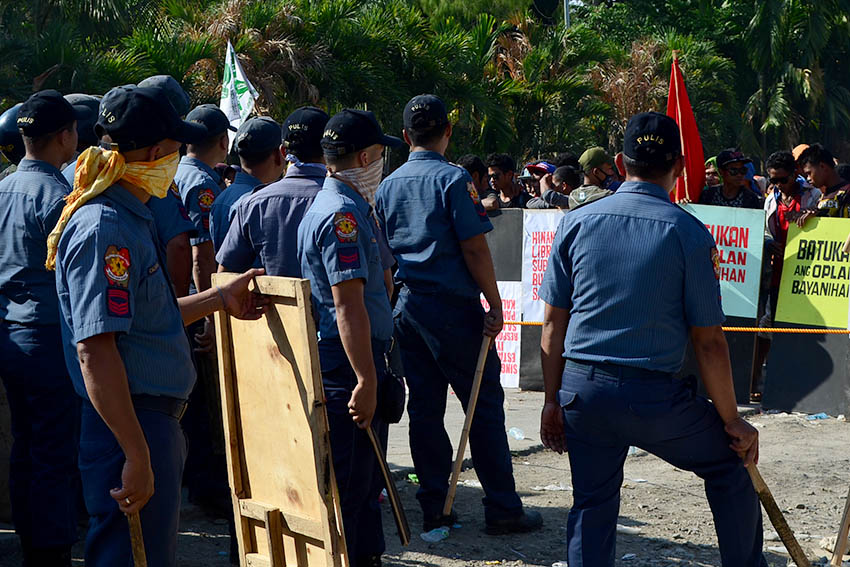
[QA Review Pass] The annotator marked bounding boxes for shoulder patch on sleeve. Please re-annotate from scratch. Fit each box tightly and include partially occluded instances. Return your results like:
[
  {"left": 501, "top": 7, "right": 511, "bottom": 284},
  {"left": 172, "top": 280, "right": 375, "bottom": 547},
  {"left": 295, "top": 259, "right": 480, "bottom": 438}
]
[
  {"left": 198, "top": 188, "right": 215, "bottom": 211},
  {"left": 711, "top": 247, "right": 721, "bottom": 280},
  {"left": 337, "top": 246, "right": 361, "bottom": 269},
  {"left": 467, "top": 181, "right": 480, "bottom": 205},
  {"left": 106, "top": 288, "right": 131, "bottom": 318},
  {"left": 104, "top": 245, "right": 131, "bottom": 288},
  {"left": 333, "top": 212, "right": 359, "bottom": 243}
]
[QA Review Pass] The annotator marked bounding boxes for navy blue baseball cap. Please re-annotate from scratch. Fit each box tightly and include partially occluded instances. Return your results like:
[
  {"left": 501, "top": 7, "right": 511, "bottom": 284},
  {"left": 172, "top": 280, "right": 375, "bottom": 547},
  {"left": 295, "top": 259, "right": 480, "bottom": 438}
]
[
  {"left": 65, "top": 94, "right": 100, "bottom": 146},
  {"left": 96, "top": 85, "right": 208, "bottom": 151},
  {"left": 0, "top": 103, "right": 24, "bottom": 164},
  {"left": 623, "top": 112, "right": 681, "bottom": 164},
  {"left": 234, "top": 117, "right": 282, "bottom": 155},
  {"left": 403, "top": 94, "right": 448, "bottom": 130},
  {"left": 17, "top": 90, "right": 91, "bottom": 137},
  {"left": 283, "top": 106, "right": 329, "bottom": 149},
  {"left": 186, "top": 104, "right": 236, "bottom": 137},
  {"left": 322, "top": 109, "right": 402, "bottom": 157},
  {"left": 138, "top": 75, "right": 191, "bottom": 117},
  {"left": 716, "top": 148, "right": 752, "bottom": 168}
]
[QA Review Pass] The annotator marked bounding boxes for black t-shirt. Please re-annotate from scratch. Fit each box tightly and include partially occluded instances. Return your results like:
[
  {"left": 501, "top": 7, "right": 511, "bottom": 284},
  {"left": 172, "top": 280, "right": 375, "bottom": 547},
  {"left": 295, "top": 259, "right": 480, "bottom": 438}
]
[
  {"left": 497, "top": 190, "right": 532, "bottom": 209},
  {"left": 698, "top": 184, "right": 763, "bottom": 209}
]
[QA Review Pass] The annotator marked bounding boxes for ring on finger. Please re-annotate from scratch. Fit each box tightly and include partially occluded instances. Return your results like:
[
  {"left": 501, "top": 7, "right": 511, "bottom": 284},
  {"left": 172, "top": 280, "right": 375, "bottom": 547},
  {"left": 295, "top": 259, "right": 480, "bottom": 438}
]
[{"left": 125, "top": 497, "right": 132, "bottom": 505}]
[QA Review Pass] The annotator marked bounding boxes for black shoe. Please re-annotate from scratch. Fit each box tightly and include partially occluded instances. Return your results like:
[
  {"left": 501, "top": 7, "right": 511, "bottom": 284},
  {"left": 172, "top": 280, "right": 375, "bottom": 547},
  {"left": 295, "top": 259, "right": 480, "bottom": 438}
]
[
  {"left": 484, "top": 510, "right": 543, "bottom": 535},
  {"left": 423, "top": 510, "right": 457, "bottom": 532},
  {"left": 355, "top": 554, "right": 382, "bottom": 567},
  {"left": 22, "top": 545, "right": 72, "bottom": 567}
]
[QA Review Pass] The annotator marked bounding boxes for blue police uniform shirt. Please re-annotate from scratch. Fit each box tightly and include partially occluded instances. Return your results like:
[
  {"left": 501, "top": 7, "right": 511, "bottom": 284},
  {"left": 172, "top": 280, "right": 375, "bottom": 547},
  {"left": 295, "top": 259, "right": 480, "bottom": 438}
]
[
  {"left": 375, "top": 151, "right": 492, "bottom": 299},
  {"left": 0, "top": 160, "right": 71, "bottom": 325},
  {"left": 297, "top": 176, "right": 393, "bottom": 366},
  {"left": 539, "top": 180, "right": 725, "bottom": 374},
  {"left": 64, "top": 161, "right": 196, "bottom": 248},
  {"left": 55, "top": 185, "right": 196, "bottom": 400},
  {"left": 174, "top": 155, "right": 222, "bottom": 246},
  {"left": 209, "top": 170, "right": 261, "bottom": 252},
  {"left": 217, "top": 163, "right": 326, "bottom": 276}
]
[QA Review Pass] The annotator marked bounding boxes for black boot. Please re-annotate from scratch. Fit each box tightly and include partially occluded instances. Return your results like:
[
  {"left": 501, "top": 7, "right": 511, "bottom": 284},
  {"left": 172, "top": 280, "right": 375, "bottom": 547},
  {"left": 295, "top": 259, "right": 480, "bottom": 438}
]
[{"left": 484, "top": 510, "right": 543, "bottom": 535}]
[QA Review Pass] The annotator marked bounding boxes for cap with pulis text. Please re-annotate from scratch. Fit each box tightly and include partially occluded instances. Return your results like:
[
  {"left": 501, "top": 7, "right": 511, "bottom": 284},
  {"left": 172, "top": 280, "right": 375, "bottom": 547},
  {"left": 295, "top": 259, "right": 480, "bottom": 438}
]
[
  {"left": 403, "top": 94, "right": 448, "bottom": 130},
  {"left": 235, "top": 117, "right": 282, "bottom": 155},
  {"left": 96, "top": 85, "right": 208, "bottom": 151},
  {"left": 623, "top": 112, "right": 681, "bottom": 164},
  {"left": 321, "top": 109, "right": 402, "bottom": 157},
  {"left": 283, "top": 106, "right": 329, "bottom": 148},
  {"left": 17, "top": 90, "right": 91, "bottom": 137}
]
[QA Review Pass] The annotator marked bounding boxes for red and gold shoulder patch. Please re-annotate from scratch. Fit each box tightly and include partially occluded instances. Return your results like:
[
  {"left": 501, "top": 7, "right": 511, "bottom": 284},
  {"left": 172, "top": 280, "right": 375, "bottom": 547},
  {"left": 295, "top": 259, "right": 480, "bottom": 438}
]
[
  {"left": 333, "top": 212, "right": 359, "bottom": 243},
  {"left": 169, "top": 181, "right": 180, "bottom": 198},
  {"left": 467, "top": 181, "right": 480, "bottom": 205},
  {"left": 711, "top": 247, "right": 721, "bottom": 280},
  {"left": 104, "top": 245, "right": 131, "bottom": 288},
  {"left": 198, "top": 188, "right": 215, "bottom": 210}
]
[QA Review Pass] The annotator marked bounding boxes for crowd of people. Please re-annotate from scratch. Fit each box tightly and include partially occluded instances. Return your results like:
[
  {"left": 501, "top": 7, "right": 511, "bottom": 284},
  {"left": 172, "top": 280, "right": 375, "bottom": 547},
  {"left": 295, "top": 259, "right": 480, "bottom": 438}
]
[{"left": 0, "top": 74, "right": 839, "bottom": 567}]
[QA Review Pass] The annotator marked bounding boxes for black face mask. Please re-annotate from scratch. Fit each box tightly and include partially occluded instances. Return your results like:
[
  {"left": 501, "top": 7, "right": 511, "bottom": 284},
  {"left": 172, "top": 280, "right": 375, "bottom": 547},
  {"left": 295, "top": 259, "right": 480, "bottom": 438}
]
[{"left": 599, "top": 171, "right": 621, "bottom": 191}]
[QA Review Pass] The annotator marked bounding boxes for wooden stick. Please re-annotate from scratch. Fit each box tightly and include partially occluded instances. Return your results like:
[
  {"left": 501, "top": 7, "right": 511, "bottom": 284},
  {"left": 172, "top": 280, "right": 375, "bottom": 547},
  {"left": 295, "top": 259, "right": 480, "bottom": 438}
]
[
  {"left": 443, "top": 335, "right": 493, "bottom": 516},
  {"left": 366, "top": 425, "right": 410, "bottom": 546},
  {"left": 842, "top": 232, "right": 850, "bottom": 255},
  {"left": 128, "top": 512, "right": 147, "bottom": 567},
  {"left": 747, "top": 464, "right": 810, "bottom": 567},
  {"left": 830, "top": 484, "right": 850, "bottom": 566}
]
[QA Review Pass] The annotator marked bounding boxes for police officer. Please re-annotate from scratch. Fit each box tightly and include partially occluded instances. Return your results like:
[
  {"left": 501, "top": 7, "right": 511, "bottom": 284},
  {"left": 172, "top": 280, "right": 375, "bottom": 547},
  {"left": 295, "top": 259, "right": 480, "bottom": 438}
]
[
  {"left": 538, "top": 112, "right": 764, "bottom": 566},
  {"left": 50, "top": 84, "right": 266, "bottom": 566},
  {"left": 138, "top": 75, "right": 192, "bottom": 118},
  {"left": 297, "top": 109, "right": 400, "bottom": 567},
  {"left": 64, "top": 93, "right": 100, "bottom": 161},
  {"left": 375, "top": 94, "right": 542, "bottom": 534},
  {"left": 0, "top": 103, "right": 24, "bottom": 181},
  {"left": 0, "top": 90, "right": 88, "bottom": 566},
  {"left": 209, "top": 116, "right": 285, "bottom": 252},
  {"left": 218, "top": 107, "right": 329, "bottom": 276}
]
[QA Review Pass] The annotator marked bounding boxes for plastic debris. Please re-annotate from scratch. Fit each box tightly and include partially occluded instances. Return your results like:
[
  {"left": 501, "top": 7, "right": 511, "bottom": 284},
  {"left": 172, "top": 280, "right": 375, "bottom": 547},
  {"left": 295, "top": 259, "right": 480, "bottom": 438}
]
[
  {"left": 407, "top": 473, "right": 419, "bottom": 484},
  {"left": 484, "top": 561, "right": 501, "bottom": 565},
  {"left": 765, "top": 530, "right": 780, "bottom": 542},
  {"left": 806, "top": 412, "right": 830, "bottom": 421},
  {"left": 459, "top": 479, "right": 482, "bottom": 488},
  {"left": 622, "top": 553, "right": 637, "bottom": 561},
  {"left": 379, "top": 488, "right": 387, "bottom": 503},
  {"left": 508, "top": 427, "right": 525, "bottom": 440},
  {"left": 616, "top": 524, "right": 642, "bottom": 535},
  {"left": 530, "top": 482, "right": 572, "bottom": 491},
  {"left": 552, "top": 562, "right": 569, "bottom": 567},
  {"left": 838, "top": 414, "right": 846, "bottom": 422},
  {"left": 627, "top": 446, "right": 639, "bottom": 455},
  {"left": 420, "top": 526, "right": 449, "bottom": 543},
  {"left": 629, "top": 478, "right": 647, "bottom": 483},
  {"left": 510, "top": 547, "right": 528, "bottom": 559}
]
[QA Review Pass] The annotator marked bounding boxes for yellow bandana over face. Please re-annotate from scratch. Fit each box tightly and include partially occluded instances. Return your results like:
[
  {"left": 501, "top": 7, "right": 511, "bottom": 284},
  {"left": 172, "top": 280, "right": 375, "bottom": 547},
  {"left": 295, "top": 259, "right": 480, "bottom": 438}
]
[{"left": 45, "top": 146, "right": 179, "bottom": 270}]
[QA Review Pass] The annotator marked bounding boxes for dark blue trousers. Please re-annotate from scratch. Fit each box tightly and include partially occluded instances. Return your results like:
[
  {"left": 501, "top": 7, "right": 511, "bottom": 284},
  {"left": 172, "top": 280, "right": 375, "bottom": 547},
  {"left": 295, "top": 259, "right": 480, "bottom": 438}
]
[
  {"left": 0, "top": 323, "right": 79, "bottom": 549},
  {"left": 321, "top": 345, "right": 387, "bottom": 564},
  {"left": 79, "top": 402, "right": 186, "bottom": 567},
  {"left": 559, "top": 360, "right": 768, "bottom": 567},
  {"left": 394, "top": 289, "right": 522, "bottom": 522}
]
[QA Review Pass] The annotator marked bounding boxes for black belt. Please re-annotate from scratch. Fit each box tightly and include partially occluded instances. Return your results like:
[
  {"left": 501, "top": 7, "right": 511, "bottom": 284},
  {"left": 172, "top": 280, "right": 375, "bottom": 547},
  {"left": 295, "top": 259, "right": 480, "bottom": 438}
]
[
  {"left": 566, "top": 359, "right": 675, "bottom": 382},
  {"left": 132, "top": 394, "right": 188, "bottom": 421}
]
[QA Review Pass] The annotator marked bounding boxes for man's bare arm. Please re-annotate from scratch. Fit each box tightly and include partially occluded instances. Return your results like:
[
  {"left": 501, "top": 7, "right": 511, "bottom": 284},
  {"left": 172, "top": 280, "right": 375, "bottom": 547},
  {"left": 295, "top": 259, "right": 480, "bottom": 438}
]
[
  {"left": 192, "top": 241, "right": 216, "bottom": 293},
  {"left": 540, "top": 302, "right": 569, "bottom": 453},
  {"left": 166, "top": 233, "right": 192, "bottom": 298}
]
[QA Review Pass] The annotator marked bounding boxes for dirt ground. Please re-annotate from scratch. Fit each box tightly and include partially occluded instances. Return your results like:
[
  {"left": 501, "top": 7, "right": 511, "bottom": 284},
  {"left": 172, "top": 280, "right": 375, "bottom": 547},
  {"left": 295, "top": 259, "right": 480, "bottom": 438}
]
[{"left": 1, "top": 410, "right": 848, "bottom": 566}]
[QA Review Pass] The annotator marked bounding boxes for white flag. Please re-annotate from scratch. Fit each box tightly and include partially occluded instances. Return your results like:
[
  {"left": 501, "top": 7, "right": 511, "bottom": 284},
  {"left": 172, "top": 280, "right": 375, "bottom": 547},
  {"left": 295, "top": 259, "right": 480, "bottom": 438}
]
[{"left": 219, "top": 40, "right": 259, "bottom": 144}]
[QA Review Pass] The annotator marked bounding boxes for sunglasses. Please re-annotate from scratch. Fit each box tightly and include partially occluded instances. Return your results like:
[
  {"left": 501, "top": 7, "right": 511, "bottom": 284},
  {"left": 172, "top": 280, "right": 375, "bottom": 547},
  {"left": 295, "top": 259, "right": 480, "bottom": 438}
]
[
  {"left": 725, "top": 167, "right": 748, "bottom": 176},
  {"left": 769, "top": 176, "right": 791, "bottom": 185},
  {"left": 488, "top": 172, "right": 501, "bottom": 180}
]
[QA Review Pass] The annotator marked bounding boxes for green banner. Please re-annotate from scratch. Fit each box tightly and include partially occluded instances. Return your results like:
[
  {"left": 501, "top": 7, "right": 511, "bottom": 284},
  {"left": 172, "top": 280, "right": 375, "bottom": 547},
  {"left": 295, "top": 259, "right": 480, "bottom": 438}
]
[{"left": 775, "top": 217, "right": 850, "bottom": 328}]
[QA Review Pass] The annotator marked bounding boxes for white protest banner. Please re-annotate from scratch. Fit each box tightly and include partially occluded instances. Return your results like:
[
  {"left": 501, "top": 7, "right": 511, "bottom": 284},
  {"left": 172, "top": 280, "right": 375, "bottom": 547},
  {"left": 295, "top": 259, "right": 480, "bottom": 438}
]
[
  {"left": 680, "top": 204, "right": 765, "bottom": 318},
  {"left": 219, "top": 40, "right": 259, "bottom": 145},
  {"left": 481, "top": 281, "right": 522, "bottom": 388},
  {"left": 521, "top": 210, "right": 564, "bottom": 323}
]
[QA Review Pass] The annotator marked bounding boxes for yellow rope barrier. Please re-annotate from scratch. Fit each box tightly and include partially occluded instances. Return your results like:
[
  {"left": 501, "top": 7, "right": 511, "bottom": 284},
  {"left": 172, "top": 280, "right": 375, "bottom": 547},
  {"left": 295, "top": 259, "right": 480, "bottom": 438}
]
[{"left": 503, "top": 321, "right": 849, "bottom": 334}]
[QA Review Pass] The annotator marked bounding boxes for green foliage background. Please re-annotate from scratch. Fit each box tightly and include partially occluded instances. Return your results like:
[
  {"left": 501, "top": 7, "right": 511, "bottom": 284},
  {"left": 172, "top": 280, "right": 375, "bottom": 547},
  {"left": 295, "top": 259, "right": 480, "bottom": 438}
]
[{"left": 1, "top": 0, "right": 848, "bottom": 165}]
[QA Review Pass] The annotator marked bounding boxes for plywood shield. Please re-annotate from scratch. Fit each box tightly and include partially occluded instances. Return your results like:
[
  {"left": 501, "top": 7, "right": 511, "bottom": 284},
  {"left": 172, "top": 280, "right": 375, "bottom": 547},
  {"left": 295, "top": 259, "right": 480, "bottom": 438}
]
[{"left": 212, "top": 274, "right": 347, "bottom": 567}]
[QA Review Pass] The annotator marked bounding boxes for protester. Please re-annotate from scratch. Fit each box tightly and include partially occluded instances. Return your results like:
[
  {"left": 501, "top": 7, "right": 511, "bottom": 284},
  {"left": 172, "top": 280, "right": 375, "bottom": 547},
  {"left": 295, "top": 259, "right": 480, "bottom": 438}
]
[
  {"left": 49, "top": 84, "right": 267, "bottom": 567},
  {"left": 377, "top": 94, "right": 543, "bottom": 535},
  {"left": 217, "top": 106, "right": 329, "bottom": 276},
  {"left": 797, "top": 144, "right": 850, "bottom": 221},
  {"left": 752, "top": 151, "right": 821, "bottom": 400},
  {"left": 0, "top": 90, "right": 89, "bottom": 567},
  {"left": 527, "top": 165, "right": 580, "bottom": 209},
  {"left": 486, "top": 153, "right": 530, "bottom": 208},
  {"left": 699, "top": 148, "right": 763, "bottom": 208},
  {"left": 539, "top": 111, "right": 764, "bottom": 567},
  {"left": 705, "top": 157, "right": 721, "bottom": 187},
  {"left": 518, "top": 161, "right": 555, "bottom": 199},
  {"left": 209, "top": 116, "right": 284, "bottom": 252},
  {"left": 297, "top": 108, "right": 399, "bottom": 567},
  {"left": 578, "top": 146, "right": 622, "bottom": 192},
  {"left": 554, "top": 152, "right": 580, "bottom": 170}
]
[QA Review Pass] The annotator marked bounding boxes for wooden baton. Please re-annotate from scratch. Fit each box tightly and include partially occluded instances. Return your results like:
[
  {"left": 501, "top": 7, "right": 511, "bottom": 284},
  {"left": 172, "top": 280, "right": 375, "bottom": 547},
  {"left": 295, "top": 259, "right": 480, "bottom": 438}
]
[
  {"left": 366, "top": 425, "right": 410, "bottom": 546},
  {"left": 830, "top": 484, "right": 850, "bottom": 566},
  {"left": 443, "top": 335, "right": 493, "bottom": 517},
  {"left": 842, "top": 232, "right": 850, "bottom": 255},
  {"left": 747, "top": 464, "right": 810, "bottom": 567},
  {"left": 128, "top": 511, "right": 148, "bottom": 567}
]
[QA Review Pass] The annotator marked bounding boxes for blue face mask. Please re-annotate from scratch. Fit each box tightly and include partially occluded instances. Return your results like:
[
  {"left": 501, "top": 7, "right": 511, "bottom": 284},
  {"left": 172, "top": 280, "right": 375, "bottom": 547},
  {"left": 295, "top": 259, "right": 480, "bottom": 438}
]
[{"left": 601, "top": 173, "right": 621, "bottom": 191}]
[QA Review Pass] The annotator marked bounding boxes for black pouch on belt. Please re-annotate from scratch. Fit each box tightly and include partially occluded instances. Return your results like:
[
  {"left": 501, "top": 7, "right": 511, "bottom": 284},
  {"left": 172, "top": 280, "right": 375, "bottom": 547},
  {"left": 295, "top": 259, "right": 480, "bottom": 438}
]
[{"left": 379, "top": 338, "right": 406, "bottom": 424}]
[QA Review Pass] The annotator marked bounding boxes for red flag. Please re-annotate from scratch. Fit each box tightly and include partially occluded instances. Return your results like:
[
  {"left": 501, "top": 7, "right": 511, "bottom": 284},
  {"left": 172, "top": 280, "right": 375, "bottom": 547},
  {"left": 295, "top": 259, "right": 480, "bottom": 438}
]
[{"left": 666, "top": 52, "right": 705, "bottom": 202}]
